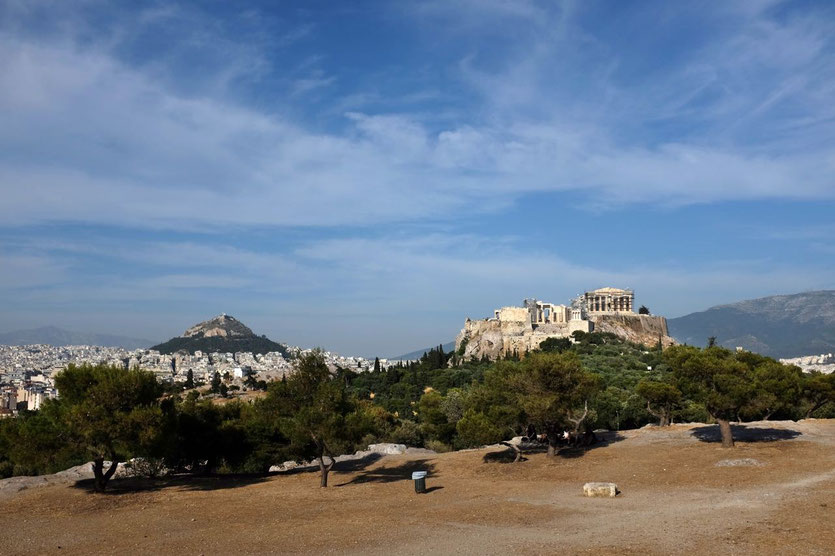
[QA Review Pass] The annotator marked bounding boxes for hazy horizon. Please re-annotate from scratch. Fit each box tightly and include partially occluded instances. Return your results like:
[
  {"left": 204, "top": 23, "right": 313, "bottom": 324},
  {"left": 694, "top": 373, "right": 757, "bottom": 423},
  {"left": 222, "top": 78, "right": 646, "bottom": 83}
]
[{"left": 2, "top": 1, "right": 834, "bottom": 357}]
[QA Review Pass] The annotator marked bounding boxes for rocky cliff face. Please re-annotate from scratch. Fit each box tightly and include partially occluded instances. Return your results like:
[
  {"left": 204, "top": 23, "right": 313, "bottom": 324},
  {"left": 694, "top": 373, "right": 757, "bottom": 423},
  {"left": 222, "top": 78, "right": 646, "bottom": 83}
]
[
  {"left": 591, "top": 314, "right": 675, "bottom": 349},
  {"left": 455, "top": 313, "right": 674, "bottom": 361}
]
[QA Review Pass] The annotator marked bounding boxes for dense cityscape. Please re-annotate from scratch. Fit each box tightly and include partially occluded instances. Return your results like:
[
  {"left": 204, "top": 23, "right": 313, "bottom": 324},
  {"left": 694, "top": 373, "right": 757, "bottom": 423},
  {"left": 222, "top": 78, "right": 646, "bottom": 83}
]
[{"left": 0, "top": 343, "right": 395, "bottom": 418}]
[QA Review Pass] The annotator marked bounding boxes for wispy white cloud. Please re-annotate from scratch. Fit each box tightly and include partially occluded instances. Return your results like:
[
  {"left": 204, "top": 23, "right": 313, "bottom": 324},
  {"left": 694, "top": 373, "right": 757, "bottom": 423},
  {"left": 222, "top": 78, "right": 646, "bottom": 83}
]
[
  {"left": 0, "top": 2, "right": 833, "bottom": 233},
  {"left": 1, "top": 2, "right": 834, "bottom": 354}
]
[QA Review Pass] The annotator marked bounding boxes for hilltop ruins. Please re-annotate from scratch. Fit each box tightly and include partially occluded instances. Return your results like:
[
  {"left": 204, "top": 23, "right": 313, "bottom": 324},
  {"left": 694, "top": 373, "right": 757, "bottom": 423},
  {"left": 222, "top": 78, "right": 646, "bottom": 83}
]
[{"left": 455, "top": 287, "right": 676, "bottom": 360}]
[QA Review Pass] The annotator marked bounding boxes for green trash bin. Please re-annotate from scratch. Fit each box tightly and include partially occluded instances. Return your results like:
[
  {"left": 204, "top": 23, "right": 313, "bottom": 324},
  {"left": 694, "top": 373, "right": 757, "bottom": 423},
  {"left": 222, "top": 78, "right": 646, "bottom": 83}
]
[{"left": 412, "top": 471, "right": 427, "bottom": 493}]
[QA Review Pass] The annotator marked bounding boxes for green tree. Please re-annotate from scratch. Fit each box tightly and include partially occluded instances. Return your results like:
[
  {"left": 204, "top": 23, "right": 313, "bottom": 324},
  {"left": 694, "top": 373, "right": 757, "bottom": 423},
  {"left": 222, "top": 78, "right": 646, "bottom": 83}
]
[
  {"left": 390, "top": 419, "right": 423, "bottom": 446},
  {"left": 493, "top": 352, "right": 601, "bottom": 456},
  {"left": 455, "top": 409, "right": 504, "bottom": 448},
  {"left": 264, "top": 350, "right": 369, "bottom": 487},
  {"left": 53, "top": 363, "right": 164, "bottom": 491},
  {"left": 636, "top": 380, "right": 681, "bottom": 426},
  {"left": 184, "top": 369, "right": 195, "bottom": 389},
  {"left": 538, "top": 337, "right": 571, "bottom": 353},
  {"left": 667, "top": 346, "right": 750, "bottom": 447},
  {"left": 210, "top": 371, "right": 221, "bottom": 394},
  {"left": 373, "top": 357, "right": 381, "bottom": 373},
  {"left": 638, "top": 305, "right": 650, "bottom": 315},
  {"left": 417, "top": 390, "right": 455, "bottom": 445},
  {"left": 802, "top": 372, "right": 835, "bottom": 418},
  {"left": 0, "top": 404, "right": 87, "bottom": 477},
  {"left": 742, "top": 356, "right": 804, "bottom": 421}
]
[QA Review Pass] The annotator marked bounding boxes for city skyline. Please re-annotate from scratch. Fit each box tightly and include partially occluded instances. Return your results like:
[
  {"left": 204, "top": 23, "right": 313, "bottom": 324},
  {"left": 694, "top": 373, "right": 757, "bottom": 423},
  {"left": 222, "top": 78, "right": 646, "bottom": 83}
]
[{"left": 2, "top": 1, "right": 835, "bottom": 356}]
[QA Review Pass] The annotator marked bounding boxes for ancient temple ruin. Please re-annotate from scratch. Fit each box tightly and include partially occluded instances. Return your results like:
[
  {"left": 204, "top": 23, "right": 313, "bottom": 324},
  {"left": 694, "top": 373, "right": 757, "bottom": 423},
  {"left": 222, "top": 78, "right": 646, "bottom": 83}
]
[
  {"left": 456, "top": 287, "right": 674, "bottom": 361},
  {"left": 583, "top": 287, "right": 634, "bottom": 314}
]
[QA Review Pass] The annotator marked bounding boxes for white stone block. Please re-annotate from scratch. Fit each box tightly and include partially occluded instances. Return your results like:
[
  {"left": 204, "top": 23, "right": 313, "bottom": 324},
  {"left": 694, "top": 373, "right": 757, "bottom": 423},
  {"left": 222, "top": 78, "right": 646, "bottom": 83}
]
[{"left": 583, "top": 482, "right": 618, "bottom": 497}]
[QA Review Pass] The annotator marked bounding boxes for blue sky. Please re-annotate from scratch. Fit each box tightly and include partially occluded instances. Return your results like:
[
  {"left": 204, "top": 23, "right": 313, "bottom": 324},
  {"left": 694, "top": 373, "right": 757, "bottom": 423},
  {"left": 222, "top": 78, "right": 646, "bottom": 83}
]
[{"left": 1, "top": 0, "right": 834, "bottom": 356}]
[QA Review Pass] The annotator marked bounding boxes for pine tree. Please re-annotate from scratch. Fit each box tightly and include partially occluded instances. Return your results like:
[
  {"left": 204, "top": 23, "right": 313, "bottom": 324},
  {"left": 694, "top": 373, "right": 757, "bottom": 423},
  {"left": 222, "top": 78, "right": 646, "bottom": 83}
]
[
  {"left": 374, "top": 357, "right": 381, "bottom": 373},
  {"left": 185, "top": 369, "right": 195, "bottom": 389}
]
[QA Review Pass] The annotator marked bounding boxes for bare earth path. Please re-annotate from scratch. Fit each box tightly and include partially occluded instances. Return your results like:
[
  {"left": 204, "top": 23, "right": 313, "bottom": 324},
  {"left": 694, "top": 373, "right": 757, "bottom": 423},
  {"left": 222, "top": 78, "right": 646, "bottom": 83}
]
[{"left": 1, "top": 420, "right": 833, "bottom": 555}]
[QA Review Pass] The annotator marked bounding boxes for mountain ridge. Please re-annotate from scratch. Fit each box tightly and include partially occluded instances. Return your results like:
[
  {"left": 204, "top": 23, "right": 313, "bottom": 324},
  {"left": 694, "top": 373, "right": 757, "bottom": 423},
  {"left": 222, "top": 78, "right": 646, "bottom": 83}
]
[
  {"left": 667, "top": 290, "right": 835, "bottom": 358},
  {"left": 0, "top": 326, "right": 153, "bottom": 350}
]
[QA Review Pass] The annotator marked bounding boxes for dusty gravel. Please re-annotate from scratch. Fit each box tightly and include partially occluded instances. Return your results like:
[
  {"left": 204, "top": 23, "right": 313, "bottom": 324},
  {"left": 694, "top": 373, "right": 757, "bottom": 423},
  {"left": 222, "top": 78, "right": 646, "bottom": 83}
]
[{"left": 1, "top": 419, "right": 833, "bottom": 555}]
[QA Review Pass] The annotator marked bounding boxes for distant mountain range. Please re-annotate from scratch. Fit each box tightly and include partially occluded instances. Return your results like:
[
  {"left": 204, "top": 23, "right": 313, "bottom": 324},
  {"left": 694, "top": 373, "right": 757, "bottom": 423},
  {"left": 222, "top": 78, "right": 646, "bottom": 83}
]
[
  {"left": 391, "top": 341, "right": 456, "bottom": 361},
  {"left": 151, "top": 314, "right": 288, "bottom": 356},
  {"left": 667, "top": 290, "right": 835, "bottom": 358},
  {"left": 0, "top": 326, "right": 153, "bottom": 350}
]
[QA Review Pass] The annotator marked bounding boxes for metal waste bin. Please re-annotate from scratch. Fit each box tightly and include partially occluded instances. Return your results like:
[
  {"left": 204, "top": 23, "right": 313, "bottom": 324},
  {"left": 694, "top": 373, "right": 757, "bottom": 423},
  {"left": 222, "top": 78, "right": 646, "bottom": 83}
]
[{"left": 412, "top": 471, "right": 427, "bottom": 493}]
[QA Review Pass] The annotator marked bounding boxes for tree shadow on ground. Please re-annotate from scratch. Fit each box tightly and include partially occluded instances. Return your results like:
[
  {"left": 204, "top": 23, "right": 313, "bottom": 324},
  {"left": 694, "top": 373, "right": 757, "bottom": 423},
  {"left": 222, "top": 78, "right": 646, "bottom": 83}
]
[
  {"left": 691, "top": 424, "right": 802, "bottom": 443},
  {"left": 333, "top": 453, "right": 383, "bottom": 472},
  {"left": 71, "top": 453, "right": 397, "bottom": 494},
  {"left": 483, "top": 431, "right": 626, "bottom": 463},
  {"left": 72, "top": 473, "right": 271, "bottom": 495},
  {"left": 335, "top": 458, "right": 436, "bottom": 487}
]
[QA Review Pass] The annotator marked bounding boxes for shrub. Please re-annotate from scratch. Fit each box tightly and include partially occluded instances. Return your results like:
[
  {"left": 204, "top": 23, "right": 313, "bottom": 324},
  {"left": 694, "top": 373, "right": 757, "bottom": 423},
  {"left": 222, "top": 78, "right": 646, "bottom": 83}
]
[
  {"left": 455, "top": 410, "right": 505, "bottom": 449},
  {"left": 390, "top": 420, "right": 423, "bottom": 446},
  {"left": 425, "top": 440, "right": 452, "bottom": 453}
]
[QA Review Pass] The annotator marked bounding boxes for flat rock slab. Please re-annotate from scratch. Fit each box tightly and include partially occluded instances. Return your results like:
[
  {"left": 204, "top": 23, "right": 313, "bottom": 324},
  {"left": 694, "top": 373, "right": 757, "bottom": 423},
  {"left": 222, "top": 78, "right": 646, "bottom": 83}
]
[
  {"left": 715, "top": 458, "right": 764, "bottom": 467},
  {"left": 583, "top": 482, "right": 618, "bottom": 497}
]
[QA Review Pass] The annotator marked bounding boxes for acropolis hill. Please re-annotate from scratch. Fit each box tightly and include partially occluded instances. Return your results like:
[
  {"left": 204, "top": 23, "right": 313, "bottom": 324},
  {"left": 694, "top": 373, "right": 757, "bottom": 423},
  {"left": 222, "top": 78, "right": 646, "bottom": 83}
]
[{"left": 456, "top": 287, "right": 676, "bottom": 360}]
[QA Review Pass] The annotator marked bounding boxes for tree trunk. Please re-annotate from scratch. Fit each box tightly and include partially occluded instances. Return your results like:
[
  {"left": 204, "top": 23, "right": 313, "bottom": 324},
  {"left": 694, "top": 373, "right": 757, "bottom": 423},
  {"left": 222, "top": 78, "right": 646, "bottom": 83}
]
[
  {"left": 546, "top": 442, "right": 556, "bottom": 457},
  {"left": 318, "top": 456, "right": 334, "bottom": 487},
  {"left": 92, "top": 458, "right": 120, "bottom": 492},
  {"left": 806, "top": 402, "right": 824, "bottom": 419},
  {"left": 646, "top": 403, "right": 671, "bottom": 427},
  {"left": 510, "top": 443, "right": 522, "bottom": 463},
  {"left": 717, "top": 419, "right": 734, "bottom": 448}
]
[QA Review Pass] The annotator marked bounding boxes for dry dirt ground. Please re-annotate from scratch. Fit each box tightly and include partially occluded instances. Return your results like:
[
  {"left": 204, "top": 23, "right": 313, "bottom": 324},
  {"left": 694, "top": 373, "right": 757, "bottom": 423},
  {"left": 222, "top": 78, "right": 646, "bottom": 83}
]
[{"left": 1, "top": 420, "right": 833, "bottom": 555}]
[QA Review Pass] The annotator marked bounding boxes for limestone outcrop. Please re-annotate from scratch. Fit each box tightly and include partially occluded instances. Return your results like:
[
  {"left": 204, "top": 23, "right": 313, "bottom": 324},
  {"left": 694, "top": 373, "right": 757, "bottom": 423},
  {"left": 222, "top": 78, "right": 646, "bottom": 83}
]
[
  {"left": 456, "top": 316, "right": 593, "bottom": 361},
  {"left": 455, "top": 296, "right": 676, "bottom": 361},
  {"left": 591, "top": 314, "right": 675, "bottom": 349},
  {"left": 183, "top": 314, "right": 253, "bottom": 338}
]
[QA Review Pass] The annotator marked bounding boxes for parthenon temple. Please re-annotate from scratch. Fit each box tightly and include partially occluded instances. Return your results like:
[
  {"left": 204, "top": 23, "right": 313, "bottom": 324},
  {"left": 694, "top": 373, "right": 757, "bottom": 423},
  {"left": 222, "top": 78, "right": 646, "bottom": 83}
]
[
  {"left": 457, "top": 286, "right": 673, "bottom": 361},
  {"left": 584, "top": 287, "right": 634, "bottom": 314}
]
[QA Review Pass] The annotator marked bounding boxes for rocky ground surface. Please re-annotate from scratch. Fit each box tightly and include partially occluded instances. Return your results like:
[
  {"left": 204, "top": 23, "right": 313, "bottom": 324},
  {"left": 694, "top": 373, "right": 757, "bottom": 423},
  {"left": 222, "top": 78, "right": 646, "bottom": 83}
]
[{"left": 1, "top": 420, "right": 833, "bottom": 555}]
